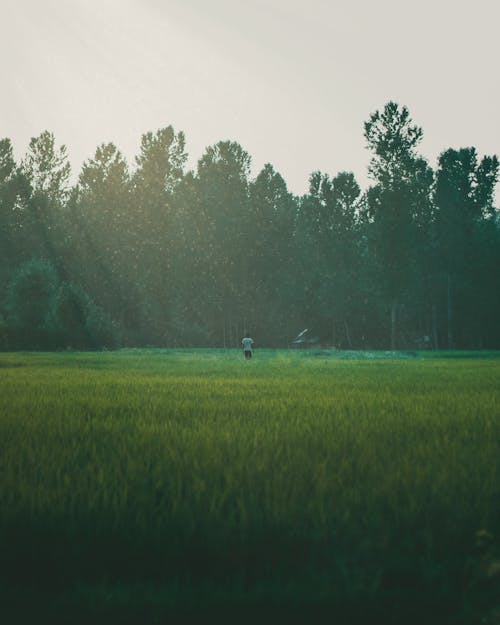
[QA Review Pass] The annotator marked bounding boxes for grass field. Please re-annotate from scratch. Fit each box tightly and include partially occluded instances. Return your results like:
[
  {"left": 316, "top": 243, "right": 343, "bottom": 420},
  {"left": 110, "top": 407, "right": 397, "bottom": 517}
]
[{"left": 0, "top": 349, "right": 499, "bottom": 624}]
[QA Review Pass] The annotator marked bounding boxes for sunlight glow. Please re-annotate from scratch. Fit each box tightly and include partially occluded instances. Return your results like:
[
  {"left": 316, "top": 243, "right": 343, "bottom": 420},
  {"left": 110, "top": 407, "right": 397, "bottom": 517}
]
[{"left": 2, "top": 0, "right": 499, "bottom": 193}]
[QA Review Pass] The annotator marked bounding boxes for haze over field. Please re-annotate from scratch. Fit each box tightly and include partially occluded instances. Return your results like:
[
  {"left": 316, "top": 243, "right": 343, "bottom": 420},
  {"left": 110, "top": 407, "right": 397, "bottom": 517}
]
[
  {"left": 2, "top": 5, "right": 500, "bottom": 619},
  {"left": 1, "top": 0, "right": 499, "bottom": 352},
  {"left": 2, "top": 0, "right": 500, "bottom": 194}
]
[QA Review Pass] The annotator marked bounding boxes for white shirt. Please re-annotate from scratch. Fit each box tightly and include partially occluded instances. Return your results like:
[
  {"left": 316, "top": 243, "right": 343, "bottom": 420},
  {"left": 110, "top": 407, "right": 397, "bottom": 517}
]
[{"left": 242, "top": 337, "right": 254, "bottom": 350}]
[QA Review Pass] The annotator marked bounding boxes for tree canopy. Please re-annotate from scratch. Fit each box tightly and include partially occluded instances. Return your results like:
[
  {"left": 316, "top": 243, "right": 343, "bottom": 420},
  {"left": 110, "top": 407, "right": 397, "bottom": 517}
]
[{"left": 1, "top": 102, "right": 498, "bottom": 350}]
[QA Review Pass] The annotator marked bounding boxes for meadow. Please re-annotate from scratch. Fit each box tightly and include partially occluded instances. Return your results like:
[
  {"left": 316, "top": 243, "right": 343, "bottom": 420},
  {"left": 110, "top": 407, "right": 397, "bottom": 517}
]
[{"left": 0, "top": 349, "right": 499, "bottom": 624}]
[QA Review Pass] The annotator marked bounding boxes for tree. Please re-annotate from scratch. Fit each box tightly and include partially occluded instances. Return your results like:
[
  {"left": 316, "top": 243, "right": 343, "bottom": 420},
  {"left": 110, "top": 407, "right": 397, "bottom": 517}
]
[
  {"left": 18, "top": 132, "right": 72, "bottom": 271},
  {"left": 51, "top": 281, "right": 91, "bottom": 349},
  {"left": 295, "top": 171, "right": 361, "bottom": 346},
  {"left": 0, "top": 139, "right": 22, "bottom": 286},
  {"left": 0, "top": 138, "right": 39, "bottom": 282},
  {"left": 364, "top": 102, "right": 432, "bottom": 349},
  {"left": 195, "top": 141, "right": 252, "bottom": 346},
  {"left": 248, "top": 164, "right": 297, "bottom": 344},
  {"left": 6, "top": 258, "right": 59, "bottom": 348},
  {"left": 131, "top": 127, "right": 188, "bottom": 344},
  {"left": 434, "top": 148, "right": 499, "bottom": 347},
  {"left": 167, "top": 171, "right": 217, "bottom": 346},
  {"left": 4, "top": 258, "right": 121, "bottom": 350},
  {"left": 21, "top": 131, "right": 71, "bottom": 205},
  {"left": 0, "top": 138, "right": 16, "bottom": 184},
  {"left": 71, "top": 143, "right": 132, "bottom": 339},
  {"left": 133, "top": 127, "right": 187, "bottom": 198}
]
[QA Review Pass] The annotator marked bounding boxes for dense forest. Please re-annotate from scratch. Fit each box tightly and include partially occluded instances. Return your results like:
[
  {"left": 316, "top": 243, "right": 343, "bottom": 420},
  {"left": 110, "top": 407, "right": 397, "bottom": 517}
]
[{"left": 1, "top": 102, "right": 499, "bottom": 350}]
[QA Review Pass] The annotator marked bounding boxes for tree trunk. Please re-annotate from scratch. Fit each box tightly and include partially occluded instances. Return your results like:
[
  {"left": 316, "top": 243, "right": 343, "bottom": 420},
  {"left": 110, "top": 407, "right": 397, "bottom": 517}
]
[
  {"left": 432, "top": 303, "right": 438, "bottom": 350},
  {"left": 447, "top": 273, "right": 453, "bottom": 349},
  {"left": 390, "top": 301, "right": 397, "bottom": 350},
  {"left": 344, "top": 320, "right": 352, "bottom": 349}
]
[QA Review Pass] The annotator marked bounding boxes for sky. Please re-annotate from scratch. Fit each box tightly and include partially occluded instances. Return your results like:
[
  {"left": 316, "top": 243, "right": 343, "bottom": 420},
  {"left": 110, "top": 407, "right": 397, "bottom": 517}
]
[{"left": 2, "top": 0, "right": 499, "bottom": 196}]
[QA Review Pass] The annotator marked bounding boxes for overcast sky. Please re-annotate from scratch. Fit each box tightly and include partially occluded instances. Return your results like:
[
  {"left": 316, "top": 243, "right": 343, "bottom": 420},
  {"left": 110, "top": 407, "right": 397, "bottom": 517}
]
[{"left": 2, "top": 0, "right": 499, "bottom": 196}]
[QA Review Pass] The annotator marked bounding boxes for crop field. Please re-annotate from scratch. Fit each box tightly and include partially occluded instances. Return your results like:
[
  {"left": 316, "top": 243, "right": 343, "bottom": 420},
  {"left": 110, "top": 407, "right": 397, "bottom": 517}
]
[{"left": 0, "top": 349, "right": 499, "bottom": 624}]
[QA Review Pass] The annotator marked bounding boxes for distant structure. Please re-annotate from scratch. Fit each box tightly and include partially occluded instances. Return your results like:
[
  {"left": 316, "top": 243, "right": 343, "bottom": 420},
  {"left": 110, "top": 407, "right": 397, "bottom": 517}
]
[{"left": 291, "top": 328, "right": 319, "bottom": 348}]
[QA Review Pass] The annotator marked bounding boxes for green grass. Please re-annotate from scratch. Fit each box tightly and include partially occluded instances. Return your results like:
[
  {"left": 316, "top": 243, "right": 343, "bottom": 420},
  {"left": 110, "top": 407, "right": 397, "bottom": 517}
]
[{"left": 0, "top": 349, "right": 499, "bottom": 624}]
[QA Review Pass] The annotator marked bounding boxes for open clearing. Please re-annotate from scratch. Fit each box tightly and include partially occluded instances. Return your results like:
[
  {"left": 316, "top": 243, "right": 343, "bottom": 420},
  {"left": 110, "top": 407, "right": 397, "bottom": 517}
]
[{"left": 1, "top": 349, "right": 499, "bottom": 624}]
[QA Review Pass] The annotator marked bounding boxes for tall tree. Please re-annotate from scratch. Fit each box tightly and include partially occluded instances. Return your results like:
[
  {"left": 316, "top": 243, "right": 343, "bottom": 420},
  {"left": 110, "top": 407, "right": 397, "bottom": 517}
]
[
  {"left": 364, "top": 101, "right": 432, "bottom": 349},
  {"left": 434, "top": 148, "right": 499, "bottom": 347},
  {"left": 71, "top": 143, "right": 132, "bottom": 337},
  {"left": 248, "top": 163, "right": 297, "bottom": 344},
  {"left": 196, "top": 141, "right": 252, "bottom": 346},
  {"left": 19, "top": 131, "right": 72, "bottom": 268},
  {"left": 0, "top": 139, "right": 30, "bottom": 288},
  {"left": 21, "top": 131, "right": 71, "bottom": 205},
  {"left": 296, "top": 170, "right": 361, "bottom": 346},
  {"left": 131, "top": 127, "right": 187, "bottom": 343}
]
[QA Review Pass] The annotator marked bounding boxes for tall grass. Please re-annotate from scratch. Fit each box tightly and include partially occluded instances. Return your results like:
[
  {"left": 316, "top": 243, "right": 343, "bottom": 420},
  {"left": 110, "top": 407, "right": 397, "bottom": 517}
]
[{"left": 0, "top": 350, "right": 499, "bottom": 623}]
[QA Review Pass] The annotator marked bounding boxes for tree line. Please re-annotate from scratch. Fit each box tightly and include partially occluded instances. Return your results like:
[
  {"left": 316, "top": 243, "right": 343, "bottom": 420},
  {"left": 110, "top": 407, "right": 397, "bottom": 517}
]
[{"left": 1, "top": 101, "right": 499, "bottom": 350}]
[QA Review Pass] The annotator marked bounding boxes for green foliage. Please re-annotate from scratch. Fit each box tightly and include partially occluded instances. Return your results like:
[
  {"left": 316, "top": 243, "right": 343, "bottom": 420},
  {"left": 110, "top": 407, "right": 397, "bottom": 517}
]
[
  {"left": 21, "top": 130, "right": 71, "bottom": 204},
  {"left": 0, "top": 105, "right": 499, "bottom": 350},
  {"left": 433, "top": 148, "right": 500, "bottom": 348},
  {"left": 0, "top": 350, "right": 498, "bottom": 622},
  {"left": 3, "top": 260, "right": 121, "bottom": 350},
  {"left": 0, "top": 138, "right": 16, "bottom": 184},
  {"left": 6, "top": 258, "right": 58, "bottom": 347},
  {"left": 363, "top": 102, "right": 438, "bottom": 349},
  {"left": 51, "top": 281, "right": 92, "bottom": 348},
  {"left": 84, "top": 303, "right": 121, "bottom": 349},
  {"left": 364, "top": 101, "right": 423, "bottom": 186},
  {"left": 134, "top": 126, "right": 187, "bottom": 196},
  {"left": 0, "top": 313, "right": 7, "bottom": 349}
]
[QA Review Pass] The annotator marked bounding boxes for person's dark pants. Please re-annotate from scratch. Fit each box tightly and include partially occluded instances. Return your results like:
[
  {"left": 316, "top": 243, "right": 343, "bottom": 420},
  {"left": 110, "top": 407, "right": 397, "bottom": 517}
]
[{"left": 244, "top": 350, "right": 252, "bottom": 360}]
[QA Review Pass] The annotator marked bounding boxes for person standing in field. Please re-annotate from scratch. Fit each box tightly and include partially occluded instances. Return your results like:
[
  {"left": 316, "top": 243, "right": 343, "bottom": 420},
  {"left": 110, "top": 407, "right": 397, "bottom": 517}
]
[{"left": 241, "top": 333, "right": 254, "bottom": 360}]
